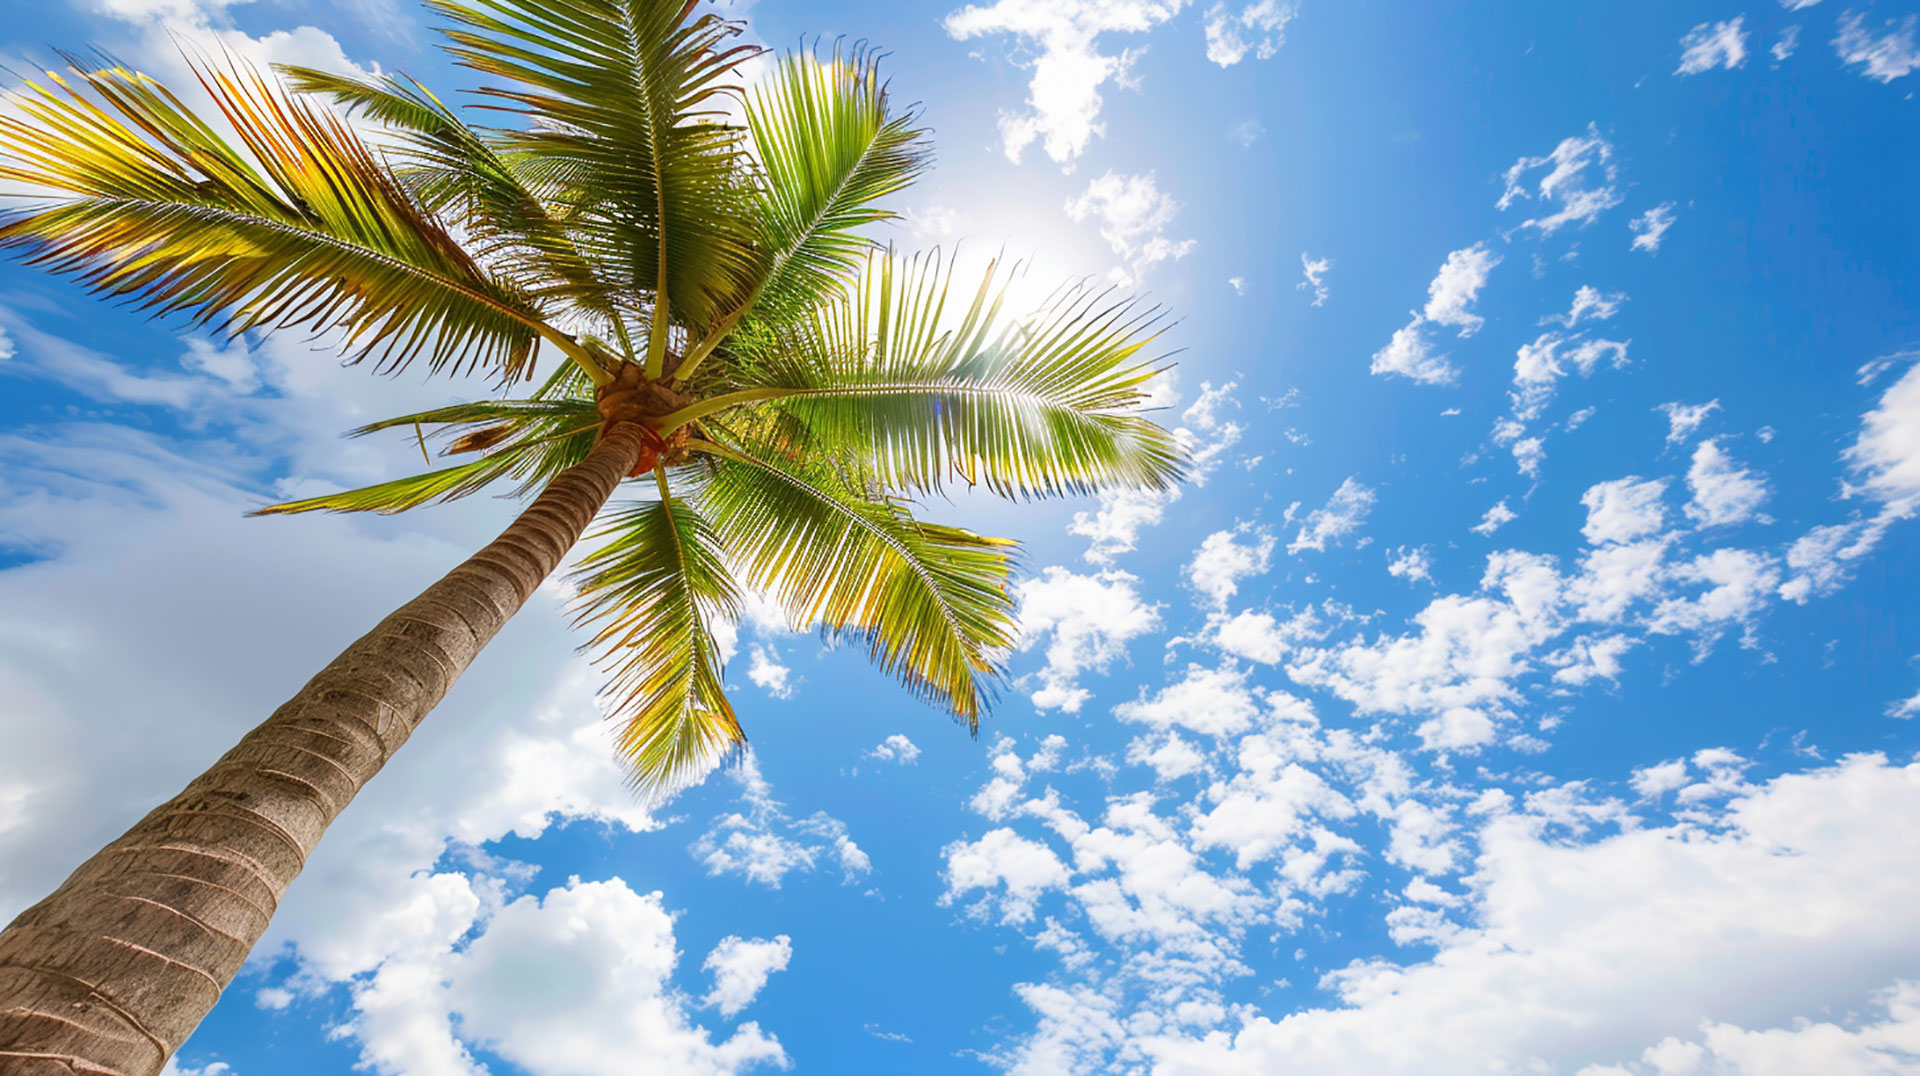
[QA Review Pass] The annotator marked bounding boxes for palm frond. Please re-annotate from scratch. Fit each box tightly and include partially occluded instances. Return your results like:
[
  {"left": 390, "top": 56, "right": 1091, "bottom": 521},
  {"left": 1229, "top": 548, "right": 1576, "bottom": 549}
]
[
  {"left": 428, "top": 0, "right": 762, "bottom": 366},
  {"left": 676, "top": 43, "right": 928, "bottom": 377},
  {"left": 694, "top": 435, "right": 1016, "bottom": 725},
  {"left": 572, "top": 489, "right": 744, "bottom": 794},
  {"left": 254, "top": 384, "right": 600, "bottom": 515},
  {"left": 722, "top": 248, "right": 1185, "bottom": 498},
  {"left": 0, "top": 52, "right": 552, "bottom": 380}
]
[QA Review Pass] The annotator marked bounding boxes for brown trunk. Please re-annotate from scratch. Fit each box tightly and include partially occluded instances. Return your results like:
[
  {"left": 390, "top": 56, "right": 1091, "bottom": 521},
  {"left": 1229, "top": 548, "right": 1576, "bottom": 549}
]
[{"left": 0, "top": 424, "right": 645, "bottom": 1076}]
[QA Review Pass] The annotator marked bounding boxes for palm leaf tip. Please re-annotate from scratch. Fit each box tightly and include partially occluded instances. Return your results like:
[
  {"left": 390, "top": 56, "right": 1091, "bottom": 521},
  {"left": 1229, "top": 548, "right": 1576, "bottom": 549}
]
[
  {"left": 571, "top": 494, "right": 745, "bottom": 796},
  {"left": 693, "top": 439, "right": 1019, "bottom": 729},
  {"left": 726, "top": 248, "right": 1187, "bottom": 499}
]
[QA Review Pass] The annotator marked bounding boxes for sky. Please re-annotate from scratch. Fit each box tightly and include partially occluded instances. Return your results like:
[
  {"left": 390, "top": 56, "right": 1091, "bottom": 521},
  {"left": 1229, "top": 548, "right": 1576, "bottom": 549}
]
[{"left": 2, "top": 0, "right": 1920, "bottom": 1074}]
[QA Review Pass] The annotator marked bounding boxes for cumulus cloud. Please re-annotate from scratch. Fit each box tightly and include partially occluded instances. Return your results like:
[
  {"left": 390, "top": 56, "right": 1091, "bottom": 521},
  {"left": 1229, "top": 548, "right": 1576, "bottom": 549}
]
[
  {"left": 1371, "top": 318, "right": 1457, "bottom": 385},
  {"left": 1371, "top": 246, "right": 1503, "bottom": 384},
  {"left": 1387, "top": 546, "right": 1435, "bottom": 585},
  {"left": 440, "top": 879, "right": 787, "bottom": 1076},
  {"left": 747, "top": 645, "right": 795, "bottom": 699},
  {"left": 1498, "top": 124, "right": 1624, "bottom": 235},
  {"left": 1844, "top": 360, "right": 1920, "bottom": 511},
  {"left": 943, "top": 0, "right": 1186, "bottom": 167},
  {"left": 1065, "top": 170, "right": 1197, "bottom": 285},
  {"left": 1676, "top": 16, "right": 1750, "bottom": 75},
  {"left": 1204, "top": 1, "right": 1296, "bottom": 66},
  {"left": 1141, "top": 755, "right": 1920, "bottom": 1075},
  {"left": 865, "top": 734, "right": 922, "bottom": 765},
  {"left": 1016, "top": 568, "right": 1162, "bottom": 711},
  {"left": 1510, "top": 331, "right": 1630, "bottom": 422},
  {"left": 1657, "top": 399, "right": 1720, "bottom": 445},
  {"left": 692, "top": 757, "right": 868, "bottom": 888},
  {"left": 1472, "top": 500, "right": 1518, "bottom": 536},
  {"left": 1581, "top": 478, "right": 1670, "bottom": 546},
  {"left": 1188, "top": 528, "right": 1277, "bottom": 609},
  {"left": 1630, "top": 203, "right": 1678, "bottom": 253},
  {"left": 703, "top": 935, "right": 794, "bottom": 1018},
  {"left": 1422, "top": 245, "right": 1502, "bottom": 337},
  {"left": 1683, "top": 439, "right": 1771, "bottom": 528},
  {"left": 1542, "top": 285, "right": 1625, "bottom": 329}
]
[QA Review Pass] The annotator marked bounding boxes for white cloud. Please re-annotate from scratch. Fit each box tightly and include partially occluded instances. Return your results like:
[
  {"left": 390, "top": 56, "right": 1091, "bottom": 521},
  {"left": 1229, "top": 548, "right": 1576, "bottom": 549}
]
[
  {"left": 1510, "top": 332, "right": 1630, "bottom": 421},
  {"left": 1116, "top": 664, "right": 1263, "bottom": 738},
  {"left": 1065, "top": 171, "right": 1197, "bottom": 284},
  {"left": 1422, "top": 245, "right": 1502, "bottom": 337},
  {"left": 1781, "top": 0, "right": 1823, "bottom": 8},
  {"left": 1299, "top": 253, "right": 1331, "bottom": 307},
  {"left": 1204, "top": 1, "right": 1296, "bottom": 66},
  {"left": 1069, "top": 379, "right": 1243, "bottom": 565},
  {"left": 1595, "top": 978, "right": 1920, "bottom": 1075},
  {"left": 1371, "top": 317, "right": 1457, "bottom": 385},
  {"left": 944, "top": 0, "right": 1186, "bottom": 167},
  {"left": 1141, "top": 755, "right": 1920, "bottom": 1075},
  {"left": 1684, "top": 439, "right": 1771, "bottom": 528},
  {"left": 1016, "top": 568, "right": 1162, "bottom": 712},
  {"left": 1370, "top": 246, "right": 1503, "bottom": 384},
  {"left": 1472, "top": 500, "right": 1518, "bottom": 536},
  {"left": 440, "top": 878, "right": 787, "bottom": 1076},
  {"left": 692, "top": 757, "right": 867, "bottom": 888},
  {"left": 1657, "top": 399, "right": 1720, "bottom": 445},
  {"left": 1890, "top": 676, "right": 1920, "bottom": 719},
  {"left": 1646, "top": 548, "right": 1780, "bottom": 642},
  {"left": 1630, "top": 203, "right": 1678, "bottom": 254},
  {"left": 942, "top": 827, "right": 1073, "bottom": 923},
  {"left": 1498, "top": 125, "right": 1624, "bottom": 235},
  {"left": 1188, "top": 528, "right": 1276, "bottom": 609},
  {"left": 866, "top": 734, "right": 922, "bottom": 765},
  {"left": 1834, "top": 12, "right": 1920, "bottom": 83},
  {"left": 1228, "top": 275, "right": 1249, "bottom": 295},
  {"left": 1844, "top": 361, "right": 1920, "bottom": 511},
  {"left": 746, "top": 645, "right": 795, "bottom": 700},
  {"left": 1580, "top": 478, "right": 1670, "bottom": 546},
  {"left": 1288, "top": 478, "right": 1377, "bottom": 555},
  {"left": 1387, "top": 546, "right": 1435, "bottom": 585},
  {"left": 1071, "top": 487, "right": 1173, "bottom": 564},
  {"left": 1229, "top": 118, "right": 1266, "bottom": 147},
  {"left": 1543, "top": 286, "right": 1626, "bottom": 329},
  {"left": 162, "top": 1062, "right": 233, "bottom": 1076},
  {"left": 1772, "top": 23, "right": 1802, "bottom": 61},
  {"left": 1212, "top": 606, "right": 1324, "bottom": 665},
  {"left": 1676, "top": 16, "right": 1750, "bottom": 75},
  {"left": 703, "top": 935, "right": 794, "bottom": 1018}
]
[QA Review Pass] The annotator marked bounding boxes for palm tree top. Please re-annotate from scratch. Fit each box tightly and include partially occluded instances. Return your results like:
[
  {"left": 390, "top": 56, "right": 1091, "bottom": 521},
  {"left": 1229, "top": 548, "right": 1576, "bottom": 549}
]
[{"left": 0, "top": 0, "right": 1185, "bottom": 795}]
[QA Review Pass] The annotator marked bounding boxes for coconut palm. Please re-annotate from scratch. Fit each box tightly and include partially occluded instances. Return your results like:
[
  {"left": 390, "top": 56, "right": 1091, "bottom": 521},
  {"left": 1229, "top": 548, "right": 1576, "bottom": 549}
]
[{"left": 0, "top": 2, "right": 1181, "bottom": 1072}]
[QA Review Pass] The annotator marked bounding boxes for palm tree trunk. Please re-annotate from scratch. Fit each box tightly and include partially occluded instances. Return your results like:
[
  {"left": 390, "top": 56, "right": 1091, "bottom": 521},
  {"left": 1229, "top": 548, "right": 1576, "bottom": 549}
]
[{"left": 0, "top": 424, "right": 646, "bottom": 1076}]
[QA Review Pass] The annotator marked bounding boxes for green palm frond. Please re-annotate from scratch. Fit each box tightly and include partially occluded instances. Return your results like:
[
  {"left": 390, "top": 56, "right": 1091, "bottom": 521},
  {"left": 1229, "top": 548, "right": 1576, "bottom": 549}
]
[
  {"left": 276, "top": 64, "right": 625, "bottom": 332},
  {"left": 428, "top": 0, "right": 762, "bottom": 370},
  {"left": 254, "top": 364, "right": 601, "bottom": 514},
  {"left": 675, "top": 43, "right": 930, "bottom": 379},
  {"left": 572, "top": 488, "right": 744, "bottom": 793},
  {"left": 694, "top": 434, "right": 1016, "bottom": 725},
  {"left": 0, "top": 53, "right": 553, "bottom": 380},
  {"left": 720, "top": 248, "right": 1185, "bottom": 498}
]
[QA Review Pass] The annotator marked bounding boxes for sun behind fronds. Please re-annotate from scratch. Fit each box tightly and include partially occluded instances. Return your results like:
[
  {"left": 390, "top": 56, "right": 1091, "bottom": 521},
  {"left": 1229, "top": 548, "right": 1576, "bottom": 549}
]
[{"left": 0, "top": 2, "right": 1187, "bottom": 799}]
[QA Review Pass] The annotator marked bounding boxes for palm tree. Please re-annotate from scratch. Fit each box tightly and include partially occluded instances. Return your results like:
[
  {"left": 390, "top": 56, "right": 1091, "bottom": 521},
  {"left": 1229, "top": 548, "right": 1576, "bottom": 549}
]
[{"left": 0, "top": 2, "right": 1181, "bottom": 1072}]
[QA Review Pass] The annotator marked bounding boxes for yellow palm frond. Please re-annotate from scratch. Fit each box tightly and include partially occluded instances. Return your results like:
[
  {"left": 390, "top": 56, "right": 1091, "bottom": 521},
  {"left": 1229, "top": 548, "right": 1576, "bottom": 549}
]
[{"left": 0, "top": 52, "right": 554, "bottom": 380}]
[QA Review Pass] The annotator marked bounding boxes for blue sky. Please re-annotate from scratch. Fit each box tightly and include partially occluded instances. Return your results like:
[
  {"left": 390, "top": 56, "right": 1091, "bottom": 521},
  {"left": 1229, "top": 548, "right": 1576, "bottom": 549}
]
[{"left": 3, "top": 1, "right": 1920, "bottom": 1074}]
